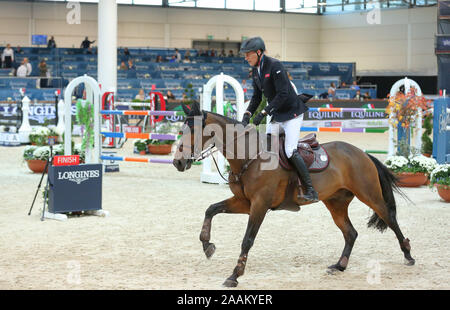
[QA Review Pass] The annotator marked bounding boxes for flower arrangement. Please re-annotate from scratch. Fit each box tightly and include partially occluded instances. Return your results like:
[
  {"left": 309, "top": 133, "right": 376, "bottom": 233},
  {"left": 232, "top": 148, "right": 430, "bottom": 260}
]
[
  {"left": 23, "top": 143, "right": 85, "bottom": 162},
  {"left": 384, "top": 154, "right": 437, "bottom": 175},
  {"left": 28, "top": 126, "right": 60, "bottom": 146},
  {"left": 429, "top": 164, "right": 450, "bottom": 188},
  {"left": 23, "top": 144, "right": 64, "bottom": 161},
  {"left": 134, "top": 139, "right": 148, "bottom": 152},
  {"left": 385, "top": 88, "right": 432, "bottom": 129}
]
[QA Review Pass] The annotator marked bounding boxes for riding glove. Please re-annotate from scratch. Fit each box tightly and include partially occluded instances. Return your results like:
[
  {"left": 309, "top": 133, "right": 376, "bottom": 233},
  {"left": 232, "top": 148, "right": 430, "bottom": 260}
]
[
  {"left": 242, "top": 113, "right": 251, "bottom": 127},
  {"left": 253, "top": 112, "right": 265, "bottom": 126}
]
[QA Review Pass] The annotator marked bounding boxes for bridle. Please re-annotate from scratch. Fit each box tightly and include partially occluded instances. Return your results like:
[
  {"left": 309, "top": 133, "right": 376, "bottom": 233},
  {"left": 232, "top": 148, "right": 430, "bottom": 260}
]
[{"left": 179, "top": 114, "right": 263, "bottom": 183}]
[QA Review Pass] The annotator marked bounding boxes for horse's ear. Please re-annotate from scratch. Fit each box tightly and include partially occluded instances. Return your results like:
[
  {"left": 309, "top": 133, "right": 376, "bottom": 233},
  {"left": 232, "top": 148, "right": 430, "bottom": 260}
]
[
  {"left": 191, "top": 101, "right": 201, "bottom": 115},
  {"left": 181, "top": 103, "right": 191, "bottom": 116}
]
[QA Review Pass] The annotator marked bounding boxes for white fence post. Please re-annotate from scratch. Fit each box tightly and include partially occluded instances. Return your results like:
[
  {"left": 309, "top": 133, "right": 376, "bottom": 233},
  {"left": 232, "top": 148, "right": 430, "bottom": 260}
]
[
  {"left": 18, "top": 96, "right": 32, "bottom": 144},
  {"left": 200, "top": 73, "right": 246, "bottom": 184}
]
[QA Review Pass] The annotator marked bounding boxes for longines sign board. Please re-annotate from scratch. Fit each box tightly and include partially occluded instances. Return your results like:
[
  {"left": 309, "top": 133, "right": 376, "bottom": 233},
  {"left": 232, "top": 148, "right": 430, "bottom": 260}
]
[{"left": 48, "top": 164, "right": 102, "bottom": 214}]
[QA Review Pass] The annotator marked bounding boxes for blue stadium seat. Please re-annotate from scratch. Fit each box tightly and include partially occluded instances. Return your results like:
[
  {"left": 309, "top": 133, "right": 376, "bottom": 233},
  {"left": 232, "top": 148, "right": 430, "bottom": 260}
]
[
  {"left": 136, "top": 71, "right": 159, "bottom": 79},
  {"left": 117, "top": 71, "right": 128, "bottom": 79},
  {"left": 116, "top": 89, "right": 138, "bottom": 102},
  {"left": 160, "top": 72, "right": 179, "bottom": 79},
  {"left": 164, "top": 79, "right": 184, "bottom": 89},
  {"left": 179, "top": 71, "right": 203, "bottom": 79},
  {"left": 139, "top": 79, "right": 165, "bottom": 89},
  {"left": 184, "top": 79, "right": 208, "bottom": 89},
  {"left": 117, "top": 79, "right": 140, "bottom": 90},
  {"left": 0, "top": 89, "right": 18, "bottom": 101}
]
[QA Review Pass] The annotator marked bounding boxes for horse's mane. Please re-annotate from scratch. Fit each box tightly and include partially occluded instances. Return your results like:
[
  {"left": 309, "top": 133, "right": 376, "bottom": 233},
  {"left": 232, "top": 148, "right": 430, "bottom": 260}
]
[{"left": 204, "top": 110, "right": 241, "bottom": 125}]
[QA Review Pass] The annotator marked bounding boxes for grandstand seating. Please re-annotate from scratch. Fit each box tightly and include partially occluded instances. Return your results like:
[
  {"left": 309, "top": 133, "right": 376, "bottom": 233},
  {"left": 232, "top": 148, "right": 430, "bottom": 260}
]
[{"left": 0, "top": 46, "right": 376, "bottom": 102}]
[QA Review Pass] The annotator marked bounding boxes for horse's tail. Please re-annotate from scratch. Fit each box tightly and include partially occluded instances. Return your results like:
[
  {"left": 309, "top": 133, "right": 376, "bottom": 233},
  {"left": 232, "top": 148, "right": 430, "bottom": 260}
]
[{"left": 366, "top": 154, "right": 409, "bottom": 232}]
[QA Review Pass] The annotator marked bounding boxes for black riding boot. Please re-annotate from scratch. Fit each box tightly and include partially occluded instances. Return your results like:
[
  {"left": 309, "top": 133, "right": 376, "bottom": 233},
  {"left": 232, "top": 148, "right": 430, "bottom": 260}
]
[{"left": 289, "top": 150, "right": 319, "bottom": 203}]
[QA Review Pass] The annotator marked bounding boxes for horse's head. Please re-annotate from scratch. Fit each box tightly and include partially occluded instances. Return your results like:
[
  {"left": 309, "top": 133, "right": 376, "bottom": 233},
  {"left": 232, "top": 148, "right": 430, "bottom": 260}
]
[{"left": 173, "top": 102, "right": 210, "bottom": 172}]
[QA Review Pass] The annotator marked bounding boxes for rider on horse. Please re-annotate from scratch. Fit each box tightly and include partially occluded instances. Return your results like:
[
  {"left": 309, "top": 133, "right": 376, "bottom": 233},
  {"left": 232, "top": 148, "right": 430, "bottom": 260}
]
[{"left": 240, "top": 36, "right": 319, "bottom": 203}]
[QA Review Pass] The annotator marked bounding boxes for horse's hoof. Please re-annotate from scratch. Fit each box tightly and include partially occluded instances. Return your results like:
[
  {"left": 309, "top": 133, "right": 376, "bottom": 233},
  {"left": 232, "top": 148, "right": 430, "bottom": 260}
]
[
  {"left": 222, "top": 278, "right": 238, "bottom": 288},
  {"left": 404, "top": 258, "right": 415, "bottom": 266},
  {"left": 326, "top": 264, "right": 345, "bottom": 275},
  {"left": 204, "top": 243, "right": 216, "bottom": 259}
]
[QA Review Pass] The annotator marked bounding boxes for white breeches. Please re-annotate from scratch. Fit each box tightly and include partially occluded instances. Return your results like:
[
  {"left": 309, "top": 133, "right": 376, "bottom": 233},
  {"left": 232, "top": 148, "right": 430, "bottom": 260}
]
[{"left": 265, "top": 114, "right": 304, "bottom": 158}]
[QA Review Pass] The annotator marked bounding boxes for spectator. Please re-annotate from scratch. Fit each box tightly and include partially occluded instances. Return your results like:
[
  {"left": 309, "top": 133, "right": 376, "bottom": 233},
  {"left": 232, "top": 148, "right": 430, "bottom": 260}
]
[
  {"left": 16, "top": 45, "right": 24, "bottom": 54},
  {"left": 124, "top": 47, "right": 130, "bottom": 57},
  {"left": 174, "top": 48, "right": 181, "bottom": 63},
  {"left": 353, "top": 90, "right": 362, "bottom": 101},
  {"left": 199, "top": 49, "right": 208, "bottom": 57},
  {"left": 135, "top": 89, "right": 147, "bottom": 101},
  {"left": 17, "top": 58, "right": 32, "bottom": 77},
  {"left": 351, "top": 81, "right": 360, "bottom": 91},
  {"left": 169, "top": 55, "right": 177, "bottom": 63},
  {"left": 166, "top": 90, "right": 176, "bottom": 100},
  {"left": 228, "top": 50, "right": 235, "bottom": 57},
  {"left": 328, "top": 82, "right": 336, "bottom": 98},
  {"left": 210, "top": 49, "right": 216, "bottom": 57},
  {"left": 1, "top": 44, "right": 14, "bottom": 68},
  {"left": 47, "top": 36, "right": 57, "bottom": 48},
  {"left": 80, "top": 36, "right": 95, "bottom": 49},
  {"left": 119, "top": 61, "right": 127, "bottom": 70},
  {"left": 362, "top": 92, "right": 371, "bottom": 100},
  {"left": 241, "top": 79, "right": 248, "bottom": 89},
  {"left": 182, "top": 55, "right": 191, "bottom": 63},
  {"left": 220, "top": 49, "right": 226, "bottom": 57},
  {"left": 127, "top": 59, "right": 135, "bottom": 70},
  {"left": 185, "top": 50, "right": 191, "bottom": 58},
  {"left": 339, "top": 81, "right": 347, "bottom": 88},
  {"left": 156, "top": 55, "right": 163, "bottom": 63},
  {"left": 39, "top": 60, "right": 48, "bottom": 87},
  {"left": 86, "top": 47, "right": 94, "bottom": 54}
]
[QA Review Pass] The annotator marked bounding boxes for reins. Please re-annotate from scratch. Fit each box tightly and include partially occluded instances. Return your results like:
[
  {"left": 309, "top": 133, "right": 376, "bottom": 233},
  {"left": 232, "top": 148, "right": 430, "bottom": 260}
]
[{"left": 184, "top": 114, "right": 262, "bottom": 184}]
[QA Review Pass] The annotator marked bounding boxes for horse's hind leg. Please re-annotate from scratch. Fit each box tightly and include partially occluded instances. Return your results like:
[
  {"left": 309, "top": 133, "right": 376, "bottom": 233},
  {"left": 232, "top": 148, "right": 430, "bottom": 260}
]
[
  {"left": 323, "top": 189, "right": 358, "bottom": 274},
  {"left": 200, "top": 196, "right": 250, "bottom": 259},
  {"left": 353, "top": 186, "right": 415, "bottom": 266}
]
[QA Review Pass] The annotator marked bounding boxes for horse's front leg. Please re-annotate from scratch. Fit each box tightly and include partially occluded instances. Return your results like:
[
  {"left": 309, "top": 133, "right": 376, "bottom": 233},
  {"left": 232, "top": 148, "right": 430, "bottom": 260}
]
[
  {"left": 200, "top": 196, "right": 250, "bottom": 259},
  {"left": 223, "top": 198, "right": 269, "bottom": 288}
]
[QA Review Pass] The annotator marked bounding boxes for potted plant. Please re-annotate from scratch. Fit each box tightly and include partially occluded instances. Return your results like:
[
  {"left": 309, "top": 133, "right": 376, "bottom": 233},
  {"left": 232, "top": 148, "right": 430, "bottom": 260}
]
[
  {"left": 73, "top": 143, "right": 86, "bottom": 164},
  {"left": 28, "top": 126, "right": 60, "bottom": 146},
  {"left": 23, "top": 144, "right": 64, "bottom": 173},
  {"left": 421, "top": 113, "right": 433, "bottom": 157},
  {"left": 134, "top": 139, "right": 148, "bottom": 155},
  {"left": 429, "top": 164, "right": 450, "bottom": 202},
  {"left": 146, "top": 138, "right": 175, "bottom": 155},
  {"left": 384, "top": 154, "right": 437, "bottom": 187},
  {"left": 147, "top": 122, "right": 177, "bottom": 155}
]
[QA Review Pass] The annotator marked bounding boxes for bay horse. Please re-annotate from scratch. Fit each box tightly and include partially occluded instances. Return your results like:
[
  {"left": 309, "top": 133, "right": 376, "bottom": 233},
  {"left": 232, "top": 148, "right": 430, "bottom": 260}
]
[{"left": 173, "top": 102, "right": 415, "bottom": 288}]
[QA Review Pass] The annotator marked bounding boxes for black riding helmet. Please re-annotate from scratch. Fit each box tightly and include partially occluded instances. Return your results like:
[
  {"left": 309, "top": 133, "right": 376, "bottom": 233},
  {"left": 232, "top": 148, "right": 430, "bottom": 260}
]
[
  {"left": 240, "top": 37, "right": 265, "bottom": 68},
  {"left": 239, "top": 37, "right": 266, "bottom": 54}
]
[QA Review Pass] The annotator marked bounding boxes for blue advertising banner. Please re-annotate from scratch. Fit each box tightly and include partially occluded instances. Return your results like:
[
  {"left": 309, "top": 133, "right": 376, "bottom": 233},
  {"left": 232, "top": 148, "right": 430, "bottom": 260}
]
[
  {"left": 436, "top": 35, "right": 450, "bottom": 52},
  {"left": 0, "top": 102, "right": 77, "bottom": 126},
  {"left": 48, "top": 164, "right": 102, "bottom": 213}
]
